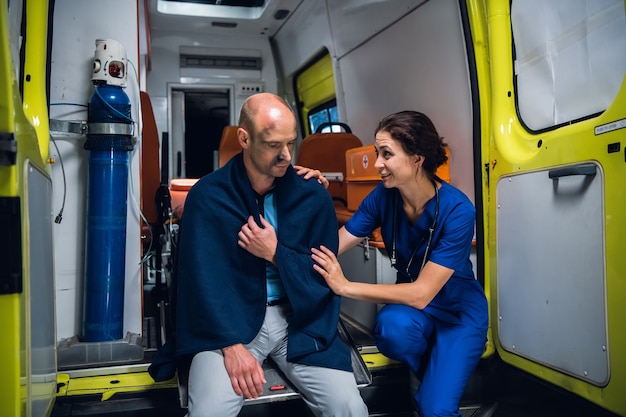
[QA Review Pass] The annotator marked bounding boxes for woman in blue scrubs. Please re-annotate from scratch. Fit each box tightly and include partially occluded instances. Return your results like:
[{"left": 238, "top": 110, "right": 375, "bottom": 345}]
[{"left": 310, "top": 111, "right": 488, "bottom": 417}]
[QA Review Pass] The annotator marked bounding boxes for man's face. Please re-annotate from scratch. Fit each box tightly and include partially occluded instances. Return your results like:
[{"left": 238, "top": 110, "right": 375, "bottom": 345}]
[{"left": 244, "top": 116, "right": 297, "bottom": 179}]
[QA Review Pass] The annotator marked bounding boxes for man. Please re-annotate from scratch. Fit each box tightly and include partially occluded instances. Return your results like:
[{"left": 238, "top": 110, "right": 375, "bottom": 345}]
[{"left": 168, "top": 93, "right": 367, "bottom": 416}]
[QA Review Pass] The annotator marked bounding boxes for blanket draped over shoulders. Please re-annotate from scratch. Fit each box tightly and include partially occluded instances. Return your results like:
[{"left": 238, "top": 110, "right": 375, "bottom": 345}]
[{"left": 149, "top": 153, "right": 351, "bottom": 382}]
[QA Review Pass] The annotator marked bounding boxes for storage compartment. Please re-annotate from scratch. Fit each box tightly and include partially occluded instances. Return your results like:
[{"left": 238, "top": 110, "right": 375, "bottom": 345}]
[
  {"left": 344, "top": 145, "right": 384, "bottom": 245},
  {"left": 345, "top": 145, "right": 380, "bottom": 212}
]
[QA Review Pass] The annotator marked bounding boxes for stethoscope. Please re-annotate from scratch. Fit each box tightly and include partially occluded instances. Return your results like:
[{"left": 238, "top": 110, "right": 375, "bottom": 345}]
[{"left": 390, "top": 179, "right": 439, "bottom": 280}]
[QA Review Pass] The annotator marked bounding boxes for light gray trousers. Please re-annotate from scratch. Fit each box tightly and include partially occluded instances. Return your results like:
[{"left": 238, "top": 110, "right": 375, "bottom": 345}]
[{"left": 185, "top": 304, "right": 368, "bottom": 417}]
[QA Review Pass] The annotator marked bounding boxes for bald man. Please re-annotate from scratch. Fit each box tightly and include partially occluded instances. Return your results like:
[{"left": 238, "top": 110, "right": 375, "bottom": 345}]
[{"left": 172, "top": 93, "right": 368, "bottom": 417}]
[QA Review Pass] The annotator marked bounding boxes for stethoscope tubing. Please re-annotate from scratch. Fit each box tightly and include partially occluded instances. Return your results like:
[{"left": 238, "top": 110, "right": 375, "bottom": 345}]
[{"left": 390, "top": 179, "right": 440, "bottom": 280}]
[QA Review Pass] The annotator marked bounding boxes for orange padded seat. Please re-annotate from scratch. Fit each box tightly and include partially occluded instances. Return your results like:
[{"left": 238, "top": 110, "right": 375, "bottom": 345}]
[
  {"left": 295, "top": 127, "right": 363, "bottom": 226},
  {"left": 437, "top": 146, "right": 451, "bottom": 184},
  {"left": 168, "top": 126, "right": 241, "bottom": 221},
  {"left": 169, "top": 178, "right": 199, "bottom": 220},
  {"left": 218, "top": 125, "right": 241, "bottom": 168}
]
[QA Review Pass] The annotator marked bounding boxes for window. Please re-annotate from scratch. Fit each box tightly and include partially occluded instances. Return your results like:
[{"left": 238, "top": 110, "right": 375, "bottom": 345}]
[
  {"left": 294, "top": 50, "right": 336, "bottom": 136},
  {"left": 308, "top": 100, "right": 339, "bottom": 133},
  {"left": 512, "top": 0, "right": 626, "bottom": 131}
]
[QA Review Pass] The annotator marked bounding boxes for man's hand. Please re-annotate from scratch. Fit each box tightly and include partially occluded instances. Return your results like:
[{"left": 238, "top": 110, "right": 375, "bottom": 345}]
[
  {"left": 222, "top": 344, "right": 266, "bottom": 399},
  {"left": 238, "top": 215, "right": 278, "bottom": 264}
]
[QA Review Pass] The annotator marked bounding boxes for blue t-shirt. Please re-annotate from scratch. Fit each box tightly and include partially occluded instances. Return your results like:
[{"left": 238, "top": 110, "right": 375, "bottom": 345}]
[{"left": 262, "top": 192, "right": 287, "bottom": 302}]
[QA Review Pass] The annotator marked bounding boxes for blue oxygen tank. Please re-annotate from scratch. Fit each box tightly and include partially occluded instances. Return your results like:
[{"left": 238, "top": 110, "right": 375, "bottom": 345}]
[{"left": 82, "top": 39, "right": 134, "bottom": 342}]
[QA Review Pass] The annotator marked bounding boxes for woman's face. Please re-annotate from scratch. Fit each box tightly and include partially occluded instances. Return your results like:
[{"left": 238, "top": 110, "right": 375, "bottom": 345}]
[{"left": 374, "top": 130, "right": 419, "bottom": 188}]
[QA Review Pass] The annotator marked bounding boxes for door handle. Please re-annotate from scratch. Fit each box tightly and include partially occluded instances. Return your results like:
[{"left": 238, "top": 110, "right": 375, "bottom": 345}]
[{"left": 548, "top": 163, "right": 596, "bottom": 179}]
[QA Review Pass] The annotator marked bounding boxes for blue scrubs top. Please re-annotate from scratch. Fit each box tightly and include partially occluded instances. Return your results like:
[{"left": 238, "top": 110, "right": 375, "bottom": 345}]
[{"left": 345, "top": 181, "right": 487, "bottom": 327}]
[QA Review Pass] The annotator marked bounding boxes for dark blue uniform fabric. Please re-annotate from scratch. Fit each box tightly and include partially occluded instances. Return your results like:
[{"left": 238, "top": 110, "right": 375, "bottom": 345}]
[
  {"left": 149, "top": 153, "right": 351, "bottom": 382},
  {"left": 346, "top": 181, "right": 488, "bottom": 417}
]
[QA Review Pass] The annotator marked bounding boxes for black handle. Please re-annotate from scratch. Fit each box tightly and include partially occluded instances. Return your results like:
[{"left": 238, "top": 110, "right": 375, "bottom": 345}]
[
  {"left": 548, "top": 163, "right": 596, "bottom": 179},
  {"left": 160, "top": 132, "right": 169, "bottom": 186},
  {"left": 315, "top": 122, "right": 352, "bottom": 133}
]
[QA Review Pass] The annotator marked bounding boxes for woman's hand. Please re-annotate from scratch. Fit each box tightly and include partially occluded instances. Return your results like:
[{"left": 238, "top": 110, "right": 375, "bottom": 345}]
[
  {"left": 294, "top": 165, "right": 329, "bottom": 189},
  {"left": 311, "top": 245, "right": 350, "bottom": 295}
]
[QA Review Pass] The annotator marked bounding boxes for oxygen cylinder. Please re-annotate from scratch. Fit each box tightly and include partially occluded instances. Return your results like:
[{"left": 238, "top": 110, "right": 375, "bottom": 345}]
[{"left": 82, "top": 39, "right": 134, "bottom": 342}]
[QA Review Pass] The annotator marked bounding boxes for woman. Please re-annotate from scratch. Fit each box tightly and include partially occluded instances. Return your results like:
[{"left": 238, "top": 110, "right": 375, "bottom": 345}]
[{"left": 309, "top": 111, "right": 488, "bottom": 417}]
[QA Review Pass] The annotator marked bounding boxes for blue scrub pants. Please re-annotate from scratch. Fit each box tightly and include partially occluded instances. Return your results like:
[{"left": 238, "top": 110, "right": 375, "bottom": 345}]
[{"left": 374, "top": 304, "right": 487, "bottom": 417}]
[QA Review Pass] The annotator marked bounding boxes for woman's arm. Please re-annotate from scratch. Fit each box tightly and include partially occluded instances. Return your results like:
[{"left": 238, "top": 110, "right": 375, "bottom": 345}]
[
  {"left": 338, "top": 226, "right": 364, "bottom": 256},
  {"left": 312, "top": 245, "right": 453, "bottom": 310}
]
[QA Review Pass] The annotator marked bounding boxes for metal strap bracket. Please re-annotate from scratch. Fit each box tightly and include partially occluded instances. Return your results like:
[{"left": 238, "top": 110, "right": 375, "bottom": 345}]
[
  {"left": 50, "top": 119, "right": 88, "bottom": 135},
  {"left": 50, "top": 119, "right": 134, "bottom": 137}
]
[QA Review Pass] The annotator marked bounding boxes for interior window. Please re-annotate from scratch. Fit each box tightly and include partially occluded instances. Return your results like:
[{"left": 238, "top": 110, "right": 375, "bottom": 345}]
[
  {"left": 294, "top": 50, "right": 336, "bottom": 137},
  {"left": 308, "top": 100, "right": 339, "bottom": 133},
  {"left": 511, "top": 0, "right": 626, "bottom": 131}
]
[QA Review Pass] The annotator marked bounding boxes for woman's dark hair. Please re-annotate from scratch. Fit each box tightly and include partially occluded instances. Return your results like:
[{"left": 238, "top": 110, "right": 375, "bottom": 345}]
[{"left": 375, "top": 111, "right": 448, "bottom": 176}]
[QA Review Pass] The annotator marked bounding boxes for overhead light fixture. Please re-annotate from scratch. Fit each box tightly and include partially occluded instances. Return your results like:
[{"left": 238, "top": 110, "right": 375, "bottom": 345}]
[{"left": 157, "top": 0, "right": 267, "bottom": 19}]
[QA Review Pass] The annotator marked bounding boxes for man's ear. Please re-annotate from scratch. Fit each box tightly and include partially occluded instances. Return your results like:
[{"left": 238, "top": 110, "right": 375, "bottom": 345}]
[{"left": 238, "top": 127, "right": 249, "bottom": 149}]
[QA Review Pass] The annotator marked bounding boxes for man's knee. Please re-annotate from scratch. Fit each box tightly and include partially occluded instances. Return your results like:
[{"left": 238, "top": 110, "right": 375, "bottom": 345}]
[
  {"left": 297, "top": 369, "right": 367, "bottom": 416},
  {"left": 187, "top": 395, "right": 243, "bottom": 417},
  {"left": 186, "top": 351, "right": 244, "bottom": 417},
  {"left": 320, "top": 389, "right": 368, "bottom": 416}
]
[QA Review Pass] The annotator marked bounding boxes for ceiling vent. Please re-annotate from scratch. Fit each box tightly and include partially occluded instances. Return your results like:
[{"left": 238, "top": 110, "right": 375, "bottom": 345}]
[
  {"left": 180, "top": 54, "right": 262, "bottom": 70},
  {"left": 211, "top": 21, "right": 238, "bottom": 28}
]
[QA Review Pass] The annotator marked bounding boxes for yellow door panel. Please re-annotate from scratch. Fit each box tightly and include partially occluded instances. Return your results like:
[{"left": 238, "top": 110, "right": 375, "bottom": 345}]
[{"left": 476, "top": 0, "right": 626, "bottom": 415}]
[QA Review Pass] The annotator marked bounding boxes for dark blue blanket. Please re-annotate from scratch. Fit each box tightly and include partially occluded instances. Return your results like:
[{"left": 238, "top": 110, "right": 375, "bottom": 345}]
[{"left": 149, "top": 153, "right": 351, "bottom": 381}]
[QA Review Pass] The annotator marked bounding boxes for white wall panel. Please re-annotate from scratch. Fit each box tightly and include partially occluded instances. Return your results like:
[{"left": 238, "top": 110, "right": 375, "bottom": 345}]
[
  {"left": 272, "top": 1, "right": 332, "bottom": 78},
  {"left": 274, "top": 0, "right": 474, "bottom": 202},
  {"left": 148, "top": 32, "right": 276, "bottom": 99},
  {"left": 327, "top": 0, "right": 424, "bottom": 58},
  {"left": 338, "top": 0, "right": 475, "bottom": 203}
]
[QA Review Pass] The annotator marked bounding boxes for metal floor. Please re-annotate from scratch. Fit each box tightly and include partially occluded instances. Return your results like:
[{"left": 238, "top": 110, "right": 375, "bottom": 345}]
[
  {"left": 51, "top": 361, "right": 621, "bottom": 417},
  {"left": 51, "top": 319, "right": 621, "bottom": 417}
]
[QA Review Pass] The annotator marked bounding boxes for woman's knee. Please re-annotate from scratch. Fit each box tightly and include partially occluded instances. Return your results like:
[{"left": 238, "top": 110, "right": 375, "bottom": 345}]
[{"left": 374, "top": 305, "right": 433, "bottom": 357}]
